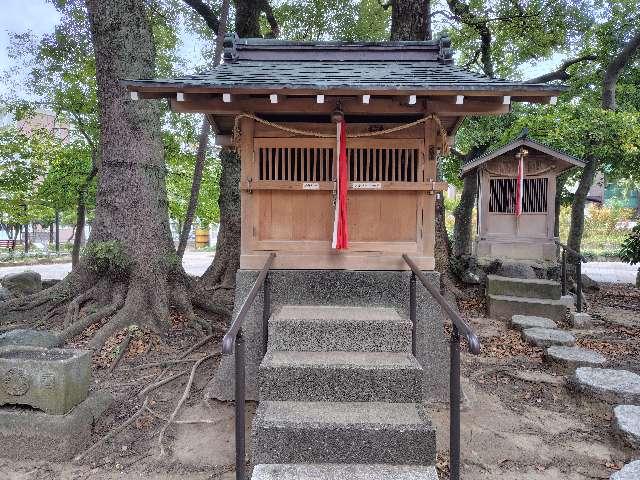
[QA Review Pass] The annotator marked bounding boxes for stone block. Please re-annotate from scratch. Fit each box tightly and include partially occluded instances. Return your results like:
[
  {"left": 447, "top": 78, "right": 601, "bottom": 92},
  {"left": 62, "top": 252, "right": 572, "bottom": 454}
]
[
  {"left": 0, "top": 346, "right": 91, "bottom": 415},
  {"left": 207, "top": 270, "right": 449, "bottom": 403},
  {"left": 544, "top": 346, "right": 606, "bottom": 374},
  {"left": 268, "top": 305, "right": 411, "bottom": 352},
  {"left": 0, "top": 390, "right": 113, "bottom": 461},
  {"left": 259, "top": 351, "right": 423, "bottom": 403},
  {"left": 570, "top": 312, "right": 593, "bottom": 329},
  {"left": 613, "top": 405, "right": 640, "bottom": 449},
  {"left": 0, "top": 329, "right": 60, "bottom": 349},
  {"left": 510, "top": 315, "right": 558, "bottom": 331},
  {"left": 488, "top": 294, "right": 567, "bottom": 322},
  {"left": 252, "top": 400, "right": 436, "bottom": 465},
  {"left": 522, "top": 328, "right": 576, "bottom": 347},
  {"left": 252, "top": 464, "right": 439, "bottom": 480},
  {"left": 570, "top": 368, "right": 640, "bottom": 405},
  {"left": 486, "top": 275, "right": 561, "bottom": 300},
  {"left": 611, "top": 460, "right": 640, "bottom": 480},
  {"left": 1, "top": 271, "right": 42, "bottom": 297}
]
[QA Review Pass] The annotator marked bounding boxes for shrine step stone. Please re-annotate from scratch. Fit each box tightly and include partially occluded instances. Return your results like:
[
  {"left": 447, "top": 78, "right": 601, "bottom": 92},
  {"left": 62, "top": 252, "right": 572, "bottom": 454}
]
[
  {"left": 570, "top": 368, "right": 640, "bottom": 405},
  {"left": 488, "top": 294, "right": 567, "bottom": 322},
  {"left": 251, "top": 401, "right": 436, "bottom": 466},
  {"left": 522, "top": 328, "right": 576, "bottom": 348},
  {"left": 259, "top": 350, "right": 423, "bottom": 402},
  {"left": 268, "top": 305, "right": 411, "bottom": 353},
  {"left": 613, "top": 405, "right": 640, "bottom": 449},
  {"left": 252, "top": 464, "right": 439, "bottom": 480},
  {"left": 611, "top": 460, "right": 640, "bottom": 480},
  {"left": 544, "top": 346, "right": 607, "bottom": 374},
  {"left": 511, "top": 315, "right": 558, "bottom": 331},
  {"left": 487, "top": 275, "right": 562, "bottom": 300}
]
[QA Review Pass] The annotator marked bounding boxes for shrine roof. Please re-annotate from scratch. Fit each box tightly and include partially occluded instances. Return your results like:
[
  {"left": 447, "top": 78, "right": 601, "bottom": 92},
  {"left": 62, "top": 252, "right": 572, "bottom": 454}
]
[
  {"left": 461, "top": 130, "right": 585, "bottom": 175},
  {"left": 124, "top": 35, "right": 564, "bottom": 97}
]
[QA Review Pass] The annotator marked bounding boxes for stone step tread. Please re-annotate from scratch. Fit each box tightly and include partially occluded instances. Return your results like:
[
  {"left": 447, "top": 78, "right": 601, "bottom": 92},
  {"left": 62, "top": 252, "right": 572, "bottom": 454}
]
[
  {"left": 261, "top": 351, "right": 422, "bottom": 370},
  {"left": 611, "top": 460, "right": 640, "bottom": 480},
  {"left": 487, "top": 275, "right": 561, "bottom": 286},
  {"left": 545, "top": 346, "right": 606, "bottom": 364},
  {"left": 273, "top": 305, "right": 403, "bottom": 322},
  {"left": 613, "top": 405, "right": 640, "bottom": 449},
  {"left": 252, "top": 464, "right": 439, "bottom": 480},
  {"left": 571, "top": 367, "right": 640, "bottom": 404},
  {"left": 488, "top": 294, "right": 566, "bottom": 305},
  {"left": 511, "top": 315, "right": 558, "bottom": 330},
  {"left": 255, "top": 401, "right": 432, "bottom": 428},
  {"left": 522, "top": 327, "right": 576, "bottom": 347}
]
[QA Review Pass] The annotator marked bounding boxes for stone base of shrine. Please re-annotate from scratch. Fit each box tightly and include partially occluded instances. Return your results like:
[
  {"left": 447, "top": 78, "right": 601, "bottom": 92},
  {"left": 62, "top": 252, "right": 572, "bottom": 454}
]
[
  {"left": 474, "top": 238, "right": 557, "bottom": 263},
  {"left": 206, "top": 269, "right": 449, "bottom": 404}
]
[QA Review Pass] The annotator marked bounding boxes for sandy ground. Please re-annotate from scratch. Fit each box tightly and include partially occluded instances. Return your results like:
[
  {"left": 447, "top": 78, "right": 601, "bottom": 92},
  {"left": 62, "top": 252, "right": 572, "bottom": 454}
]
[{"left": 0, "top": 284, "right": 638, "bottom": 479}]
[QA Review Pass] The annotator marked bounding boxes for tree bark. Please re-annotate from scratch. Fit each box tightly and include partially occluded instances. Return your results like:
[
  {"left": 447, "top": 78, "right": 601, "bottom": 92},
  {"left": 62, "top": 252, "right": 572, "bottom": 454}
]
[
  {"left": 453, "top": 172, "right": 478, "bottom": 256},
  {"left": 390, "top": 0, "right": 432, "bottom": 41}
]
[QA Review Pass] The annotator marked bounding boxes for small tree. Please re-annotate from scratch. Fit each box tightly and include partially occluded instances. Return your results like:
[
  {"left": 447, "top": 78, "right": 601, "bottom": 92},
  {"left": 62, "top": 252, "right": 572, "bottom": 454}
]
[{"left": 619, "top": 224, "right": 640, "bottom": 287}]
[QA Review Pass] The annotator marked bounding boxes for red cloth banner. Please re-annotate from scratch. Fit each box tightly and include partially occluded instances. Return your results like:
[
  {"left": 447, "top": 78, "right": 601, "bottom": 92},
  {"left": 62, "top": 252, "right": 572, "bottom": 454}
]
[
  {"left": 332, "top": 120, "right": 349, "bottom": 249},
  {"left": 515, "top": 154, "right": 524, "bottom": 217}
]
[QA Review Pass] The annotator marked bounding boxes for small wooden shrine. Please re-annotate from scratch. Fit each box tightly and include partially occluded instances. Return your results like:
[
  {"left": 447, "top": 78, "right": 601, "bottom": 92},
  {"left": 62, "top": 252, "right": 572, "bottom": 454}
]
[
  {"left": 125, "top": 35, "right": 562, "bottom": 271},
  {"left": 462, "top": 131, "right": 584, "bottom": 262}
]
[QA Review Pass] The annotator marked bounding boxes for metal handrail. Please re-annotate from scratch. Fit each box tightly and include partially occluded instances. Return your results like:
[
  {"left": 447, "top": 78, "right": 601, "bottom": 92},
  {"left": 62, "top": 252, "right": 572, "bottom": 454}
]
[
  {"left": 554, "top": 240, "right": 587, "bottom": 313},
  {"left": 221, "top": 252, "right": 275, "bottom": 480},
  {"left": 402, "top": 253, "right": 480, "bottom": 480},
  {"left": 403, "top": 254, "right": 481, "bottom": 354},
  {"left": 222, "top": 252, "right": 276, "bottom": 355}
]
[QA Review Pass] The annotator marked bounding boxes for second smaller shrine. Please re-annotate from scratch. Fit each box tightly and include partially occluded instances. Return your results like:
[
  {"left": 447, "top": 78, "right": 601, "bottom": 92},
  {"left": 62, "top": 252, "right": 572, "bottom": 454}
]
[{"left": 462, "top": 131, "right": 585, "bottom": 262}]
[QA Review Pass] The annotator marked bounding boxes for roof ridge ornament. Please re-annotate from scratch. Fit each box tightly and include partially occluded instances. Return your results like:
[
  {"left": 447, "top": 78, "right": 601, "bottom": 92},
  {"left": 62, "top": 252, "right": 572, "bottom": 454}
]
[
  {"left": 223, "top": 33, "right": 239, "bottom": 62},
  {"left": 438, "top": 35, "right": 453, "bottom": 65}
]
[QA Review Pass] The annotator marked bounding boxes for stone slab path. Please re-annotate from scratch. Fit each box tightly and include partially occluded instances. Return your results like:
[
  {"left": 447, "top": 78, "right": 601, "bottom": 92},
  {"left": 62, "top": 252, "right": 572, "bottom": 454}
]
[
  {"left": 571, "top": 368, "right": 640, "bottom": 405},
  {"left": 545, "top": 346, "right": 606, "bottom": 374},
  {"left": 611, "top": 460, "right": 640, "bottom": 480},
  {"left": 522, "top": 327, "right": 576, "bottom": 347},
  {"left": 613, "top": 405, "right": 640, "bottom": 449},
  {"left": 511, "top": 315, "right": 558, "bottom": 330}
]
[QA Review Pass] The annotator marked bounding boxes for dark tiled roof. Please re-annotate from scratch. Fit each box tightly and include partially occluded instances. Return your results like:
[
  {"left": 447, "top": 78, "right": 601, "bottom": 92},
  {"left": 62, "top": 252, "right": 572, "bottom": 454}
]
[{"left": 124, "top": 35, "right": 564, "bottom": 95}]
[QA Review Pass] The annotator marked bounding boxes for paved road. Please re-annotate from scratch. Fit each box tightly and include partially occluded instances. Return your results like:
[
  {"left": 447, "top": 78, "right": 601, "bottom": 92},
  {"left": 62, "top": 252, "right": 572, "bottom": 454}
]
[
  {"left": 0, "top": 251, "right": 215, "bottom": 280},
  {"left": 1, "top": 253, "right": 637, "bottom": 285},
  {"left": 582, "top": 261, "right": 638, "bottom": 285}
]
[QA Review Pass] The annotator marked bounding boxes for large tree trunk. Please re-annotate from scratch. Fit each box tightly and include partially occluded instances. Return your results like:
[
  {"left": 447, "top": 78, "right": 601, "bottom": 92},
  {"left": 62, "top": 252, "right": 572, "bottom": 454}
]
[
  {"left": 453, "top": 172, "right": 478, "bottom": 257},
  {"left": 390, "top": 0, "right": 431, "bottom": 41},
  {"left": 568, "top": 154, "right": 598, "bottom": 258},
  {"left": 1, "top": 0, "right": 208, "bottom": 347}
]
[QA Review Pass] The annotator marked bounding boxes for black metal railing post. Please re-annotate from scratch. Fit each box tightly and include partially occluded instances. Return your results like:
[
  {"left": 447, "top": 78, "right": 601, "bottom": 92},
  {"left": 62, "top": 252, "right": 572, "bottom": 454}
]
[
  {"left": 576, "top": 260, "right": 582, "bottom": 313},
  {"left": 262, "top": 273, "right": 271, "bottom": 356},
  {"left": 234, "top": 334, "right": 246, "bottom": 480},
  {"left": 409, "top": 272, "right": 417, "bottom": 356},
  {"left": 450, "top": 324, "right": 461, "bottom": 480},
  {"left": 561, "top": 249, "right": 567, "bottom": 297}
]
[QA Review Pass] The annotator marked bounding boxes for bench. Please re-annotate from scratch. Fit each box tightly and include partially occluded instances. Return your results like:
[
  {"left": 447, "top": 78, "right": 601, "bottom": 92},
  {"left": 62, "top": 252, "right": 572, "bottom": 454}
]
[{"left": 0, "top": 239, "right": 16, "bottom": 251}]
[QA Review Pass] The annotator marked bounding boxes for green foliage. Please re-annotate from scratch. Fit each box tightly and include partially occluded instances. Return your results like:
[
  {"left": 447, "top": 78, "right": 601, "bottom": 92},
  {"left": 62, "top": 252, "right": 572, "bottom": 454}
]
[
  {"left": 273, "top": 0, "right": 390, "bottom": 41},
  {"left": 83, "top": 240, "right": 132, "bottom": 277},
  {"left": 620, "top": 224, "right": 640, "bottom": 265}
]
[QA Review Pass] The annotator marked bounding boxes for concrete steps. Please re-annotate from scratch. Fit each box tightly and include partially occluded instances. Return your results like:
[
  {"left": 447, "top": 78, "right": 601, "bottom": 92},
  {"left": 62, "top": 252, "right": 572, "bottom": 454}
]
[
  {"left": 268, "top": 305, "right": 411, "bottom": 352},
  {"left": 488, "top": 294, "right": 567, "bottom": 321},
  {"left": 252, "top": 401, "right": 436, "bottom": 465},
  {"left": 251, "top": 305, "right": 436, "bottom": 479},
  {"left": 259, "top": 351, "right": 423, "bottom": 402},
  {"left": 486, "top": 274, "right": 561, "bottom": 300},
  {"left": 252, "top": 464, "right": 439, "bottom": 480}
]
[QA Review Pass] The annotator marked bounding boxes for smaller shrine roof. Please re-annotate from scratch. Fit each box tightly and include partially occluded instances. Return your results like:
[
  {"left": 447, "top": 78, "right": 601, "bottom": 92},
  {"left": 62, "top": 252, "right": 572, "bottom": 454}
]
[{"left": 461, "top": 129, "right": 585, "bottom": 175}]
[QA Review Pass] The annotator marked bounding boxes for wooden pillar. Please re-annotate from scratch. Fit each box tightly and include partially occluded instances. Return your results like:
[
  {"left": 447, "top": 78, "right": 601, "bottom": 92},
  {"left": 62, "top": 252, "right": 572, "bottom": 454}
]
[
  {"left": 239, "top": 117, "right": 255, "bottom": 256},
  {"left": 422, "top": 118, "right": 437, "bottom": 258}
]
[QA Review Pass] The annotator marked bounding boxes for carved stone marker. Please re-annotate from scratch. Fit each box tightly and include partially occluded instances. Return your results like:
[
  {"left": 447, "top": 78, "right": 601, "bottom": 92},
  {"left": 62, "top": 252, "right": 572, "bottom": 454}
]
[{"left": 0, "top": 346, "right": 91, "bottom": 415}]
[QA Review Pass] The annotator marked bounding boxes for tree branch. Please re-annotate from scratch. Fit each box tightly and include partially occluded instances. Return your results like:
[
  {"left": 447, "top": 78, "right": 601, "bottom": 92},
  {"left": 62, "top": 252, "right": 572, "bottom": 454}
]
[
  {"left": 445, "top": 0, "right": 494, "bottom": 77},
  {"left": 260, "top": 0, "right": 280, "bottom": 38},
  {"left": 526, "top": 54, "right": 597, "bottom": 83},
  {"left": 603, "top": 29, "right": 640, "bottom": 110},
  {"left": 181, "top": 0, "right": 220, "bottom": 33}
]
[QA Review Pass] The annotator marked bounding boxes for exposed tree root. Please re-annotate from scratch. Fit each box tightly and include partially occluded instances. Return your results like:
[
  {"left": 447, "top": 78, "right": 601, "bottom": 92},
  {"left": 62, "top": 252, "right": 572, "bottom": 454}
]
[
  {"left": 157, "top": 354, "right": 215, "bottom": 457},
  {"left": 108, "top": 333, "right": 132, "bottom": 374}
]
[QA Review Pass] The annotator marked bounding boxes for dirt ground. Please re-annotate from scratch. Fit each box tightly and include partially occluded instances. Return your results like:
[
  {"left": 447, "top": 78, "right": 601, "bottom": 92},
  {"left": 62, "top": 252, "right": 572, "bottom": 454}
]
[{"left": 0, "top": 283, "right": 638, "bottom": 480}]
